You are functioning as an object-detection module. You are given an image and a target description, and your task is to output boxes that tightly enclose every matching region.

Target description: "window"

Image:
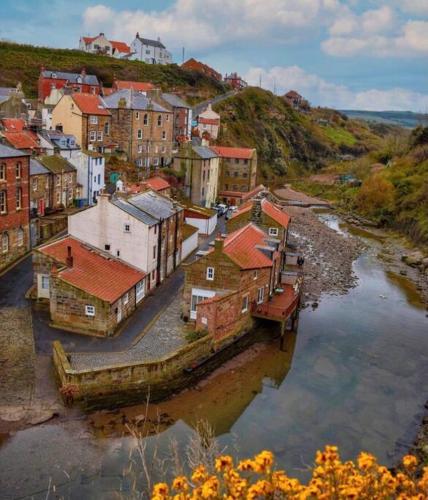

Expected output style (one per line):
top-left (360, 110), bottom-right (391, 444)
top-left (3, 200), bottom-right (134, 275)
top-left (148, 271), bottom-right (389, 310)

top-left (157, 115), bottom-right (162, 127)
top-left (201, 187), bottom-right (205, 197)
top-left (41, 275), bottom-right (49, 289)
top-left (136, 280), bottom-right (145, 303)
top-left (16, 162), bottom-right (22, 179)
top-left (138, 145), bottom-right (143, 153)
top-left (104, 121), bottom-right (110, 135)
top-left (0, 163), bottom-right (5, 181)
top-left (153, 244), bottom-right (157, 259)
top-left (85, 305), bottom-right (95, 316)
top-left (137, 129), bottom-right (143, 139)
top-left (0, 191), bottom-right (7, 214)
top-left (151, 270), bottom-right (156, 280)
top-left (154, 225), bottom-right (157, 235)
top-left (89, 131), bottom-right (96, 142)
top-left (161, 145), bottom-right (166, 153)
top-left (16, 188), bottom-right (22, 210)
top-left (235, 159), bottom-right (239, 164)
top-left (56, 175), bottom-right (61, 186)
top-left (257, 287), bottom-right (264, 304)
top-left (97, 174), bottom-right (101, 184)
top-left (206, 267), bottom-right (215, 280)
top-left (162, 131), bottom-right (166, 140)
top-left (244, 159), bottom-right (249, 165)
top-left (269, 227), bottom-right (279, 237)
top-left (32, 178), bottom-right (38, 191)
top-left (89, 116), bottom-right (98, 125)
top-left (143, 114), bottom-right (148, 125)
top-left (124, 223), bottom-right (131, 233)
top-left (166, 114), bottom-right (170, 121)
top-left (1, 232), bottom-right (8, 253)
top-left (123, 293), bottom-right (129, 305)
top-left (242, 295), bottom-right (249, 313)
top-left (97, 131), bottom-right (103, 142)
top-left (153, 158), bottom-right (159, 166)
top-left (253, 270), bottom-right (258, 280)
top-left (104, 244), bottom-right (110, 251)
top-left (17, 227), bottom-right (24, 246)
top-left (135, 112), bottom-right (140, 120)
top-left (56, 192), bottom-right (60, 204)
top-left (116, 250), bottom-right (120, 257)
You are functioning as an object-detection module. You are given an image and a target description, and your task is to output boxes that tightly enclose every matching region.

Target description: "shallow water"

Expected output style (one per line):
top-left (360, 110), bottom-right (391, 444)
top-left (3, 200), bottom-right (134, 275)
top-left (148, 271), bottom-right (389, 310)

top-left (1, 216), bottom-right (427, 499)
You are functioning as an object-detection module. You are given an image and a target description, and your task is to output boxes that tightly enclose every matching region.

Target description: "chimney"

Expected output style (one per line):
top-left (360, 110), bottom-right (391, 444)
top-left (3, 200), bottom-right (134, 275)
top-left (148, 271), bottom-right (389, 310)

top-left (250, 198), bottom-right (263, 226)
top-left (214, 233), bottom-right (224, 251)
top-left (100, 32), bottom-right (104, 37)
top-left (66, 245), bottom-right (74, 267)
top-left (136, 32), bottom-right (139, 38)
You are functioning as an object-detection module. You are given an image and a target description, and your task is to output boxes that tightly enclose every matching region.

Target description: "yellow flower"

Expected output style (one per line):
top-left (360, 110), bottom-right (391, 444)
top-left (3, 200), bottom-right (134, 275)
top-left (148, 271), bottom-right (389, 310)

top-left (247, 479), bottom-right (273, 499)
top-left (357, 452), bottom-right (376, 471)
top-left (402, 455), bottom-right (418, 470)
top-left (172, 476), bottom-right (189, 492)
top-left (200, 476), bottom-right (219, 498)
top-left (254, 451), bottom-right (274, 473)
top-left (237, 459), bottom-right (256, 472)
top-left (152, 483), bottom-right (169, 499)
top-left (215, 455), bottom-right (233, 472)
top-left (191, 465), bottom-right (208, 484)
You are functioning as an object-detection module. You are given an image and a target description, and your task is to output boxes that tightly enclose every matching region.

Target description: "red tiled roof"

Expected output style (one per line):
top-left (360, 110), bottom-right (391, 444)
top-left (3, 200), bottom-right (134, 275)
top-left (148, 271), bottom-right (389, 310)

top-left (72, 93), bottom-right (110, 116)
top-left (198, 117), bottom-right (220, 125)
top-left (3, 131), bottom-right (39, 150)
top-left (2, 118), bottom-right (26, 132)
top-left (115, 80), bottom-right (155, 92)
top-left (231, 198), bottom-right (290, 228)
top-left (144, 176), bottom-right (170, 191)
top-left (223, 223), bottom-right (273, 270)
top-left (285, 90), bottom-right (302, 99)
top-left (211, 146), bottom-right (255, 160)
top-left (111, 41), bottom-right (131, 53)
top-left (82, 36), bottom-right (96, 44)
top-left (39, 236), bottom-right (146, 303)
top-left (102, 88), bottom-right (114, 96)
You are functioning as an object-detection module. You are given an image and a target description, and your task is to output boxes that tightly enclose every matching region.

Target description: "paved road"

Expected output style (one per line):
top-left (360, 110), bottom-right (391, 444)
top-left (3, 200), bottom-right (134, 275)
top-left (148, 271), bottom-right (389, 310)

top-left (0, 216), bottom-right (226, 356)
top-left (192, 90), bottom-right (237, 118)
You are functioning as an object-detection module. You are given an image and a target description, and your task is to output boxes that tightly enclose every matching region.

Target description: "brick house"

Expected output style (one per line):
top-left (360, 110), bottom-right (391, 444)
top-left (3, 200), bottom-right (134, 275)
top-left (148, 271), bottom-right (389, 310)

top-left (103, 89), bottom-right (173, 171)
top-left (79, 33), bottom-right (131, 59)
top-left (173, 144), bottom-right (219, 208)
top-left (1, 118), bottom-right (44, 155)
top-left (0, 85), bottom-right (27, 118)
top-left (217, 184), bottom-right (266, 207)
top-left (224, 73), bottom-right (248, 90)
top-left (51, 93), bottom-right (112, 152)
top-left (182, 58), bottom-right (222, 81)
top-left (0, 144), bottom-right (31, 271)
top-left (112, 80), bottom-right (156, 93)
top-left (284, 90), bottom-right (303, 109)
top-left (38, 68), bottom-right (101, 102)
top-left (196, 104), bottom-right (220, 140)
top-left (212, 146), bottom-right (258, 200)
top-left (37, 156), bottom-right (78, 209)
top-left (182, 223), bottom-right (286, 343)
top-left (33, 236), bottom-right (146, 336)
top-left (29, 159), bottom-right (51, 216)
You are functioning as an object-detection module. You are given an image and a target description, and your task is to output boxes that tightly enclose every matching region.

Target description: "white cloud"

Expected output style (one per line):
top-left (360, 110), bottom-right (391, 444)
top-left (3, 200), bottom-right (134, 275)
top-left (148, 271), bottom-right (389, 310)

top-left (399, 0), bottom-right (428, 15)
top-left (245, 65), bottom-right (428, 111)
top-left (82, 0), bottom-right (341, 50)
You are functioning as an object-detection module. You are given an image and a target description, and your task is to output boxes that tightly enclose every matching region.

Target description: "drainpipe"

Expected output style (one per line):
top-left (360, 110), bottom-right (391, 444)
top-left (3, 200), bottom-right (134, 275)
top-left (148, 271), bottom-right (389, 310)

top-left (157, 218), bottom-right (163, 285)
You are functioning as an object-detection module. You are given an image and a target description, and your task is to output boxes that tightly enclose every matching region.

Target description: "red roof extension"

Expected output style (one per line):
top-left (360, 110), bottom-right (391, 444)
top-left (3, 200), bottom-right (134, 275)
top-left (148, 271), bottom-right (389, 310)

top-left (72, 93), bottom-right (110, 116)
top-left (144, 176), bottom-right (170, 192)
top-left (3, 131), bottom-right (39, 150)
top-left (39, 236), bottom-right (146, 303)
top-left (211, 146), bottom-right (255, 160)
top-left (110, 41), bottom-right (131, 53)
top-left (1, 118), bottom-right (26, 132)
top-left (231, 198), bottom-right (290, 228)
top-left (223, 223), bottom-right (273, 270)
top-left (115, 80), bottom-right (155, 92)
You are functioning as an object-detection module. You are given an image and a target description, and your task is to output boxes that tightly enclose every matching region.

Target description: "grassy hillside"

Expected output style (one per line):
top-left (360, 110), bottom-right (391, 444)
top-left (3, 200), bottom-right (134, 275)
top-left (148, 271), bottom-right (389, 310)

top-left (214, 88), bottom-right (385, 181)
top-left (0, 41), bottom-right (226, 101)
top-left (293, 127), bottom-right (428, 245)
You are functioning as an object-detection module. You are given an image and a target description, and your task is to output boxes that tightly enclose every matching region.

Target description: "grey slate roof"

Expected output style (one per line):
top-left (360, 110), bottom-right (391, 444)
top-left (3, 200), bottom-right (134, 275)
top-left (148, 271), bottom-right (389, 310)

top-left (0, 144), bottom-right (29, 158)
top-left (128, 190), bottom-right (183, 220)
top-left (41, 70), bottom-right (99, 86)
top-left (0, 87), bottom-right (16, 96)
top-left (30, 159), bottom-right (50, 176)
top-left (111, 197), bottom-right (158, 226)
top-left (193, 145), bottom-right (218, 159)
top-left (161, 93), bottom-right (190, 109)
top-left (103, 89), bottom-right (168, 112)
top-left (39, 130), bottom-right (79, 150)
top-left (136, 36), bottom-right (166, 49)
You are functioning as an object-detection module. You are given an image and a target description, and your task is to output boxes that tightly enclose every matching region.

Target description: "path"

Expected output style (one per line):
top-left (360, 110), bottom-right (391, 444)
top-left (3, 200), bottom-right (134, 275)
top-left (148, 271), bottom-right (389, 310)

top-left (192, 90), bottom-right (237, 118)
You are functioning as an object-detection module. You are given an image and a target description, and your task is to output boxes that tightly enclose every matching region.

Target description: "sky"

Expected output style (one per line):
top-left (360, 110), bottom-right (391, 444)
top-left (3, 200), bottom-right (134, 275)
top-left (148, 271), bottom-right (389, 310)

top-left (1, 0), bottom-right (428, 111)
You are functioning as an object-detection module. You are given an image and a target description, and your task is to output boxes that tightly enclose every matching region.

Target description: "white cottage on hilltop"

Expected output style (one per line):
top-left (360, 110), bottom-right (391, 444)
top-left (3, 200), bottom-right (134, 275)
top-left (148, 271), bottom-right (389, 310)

top-left (130, 33), bottom-right (172, 65)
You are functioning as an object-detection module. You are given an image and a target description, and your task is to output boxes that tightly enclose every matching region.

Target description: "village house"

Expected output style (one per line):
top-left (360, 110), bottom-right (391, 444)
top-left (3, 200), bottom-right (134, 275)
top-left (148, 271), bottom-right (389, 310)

top-left (37, 156), bottom-right (78, 209)
top-left (0, 85), bottom-right (27, 119)
top-left (173, 144), bottom-right (219, 208)
top-left (0, 144), bottom-right (31, 271)
top-left (182, 221), bottom-right (292, 342)
top-left (140, 176), bottom-right (171, 196)
top-left (111, 80), bottom-right (156, 93)
top-left (131, 33), bottom-right (172, 64)
top-left (29, 158), bottom-right (51, 217)
top-left (68, 190), bottom-right (184, 291)
top-left (38, 68), bottom-right (102, 102)
top-left (68, 150), bottom-right (105, 205)
top-left (79, 33), bottom-right (131, 59)
top-left (212, 146), bottom-right (258, 203)
top-left (1, 118), bottom-right (44, 155)
top-left (284, 90), bottom-right (304, 109)
top-left (103, 89), bottom-right (173, 170)
top-left (148, 91), bottom-right (192, 145)
top-left (195, 104), bottom-right (221, 140)
top-left (38, 130), bottom-right (81, 161)
top-left (224, 73), bottom-right (248, 90)
top-left (33, 236), bottom-right (146, 336)
top-left (184, 205), bottom-right (218, 236)
top-left (182, 58), bottom-right (222, 81)
top-left (51, 93), bottom-right (113, 152)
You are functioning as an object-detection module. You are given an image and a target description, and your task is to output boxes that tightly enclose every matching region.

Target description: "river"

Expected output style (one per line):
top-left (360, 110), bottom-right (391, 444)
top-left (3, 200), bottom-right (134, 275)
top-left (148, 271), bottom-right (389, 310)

top-left (0, 214), bottom-right (427, 499)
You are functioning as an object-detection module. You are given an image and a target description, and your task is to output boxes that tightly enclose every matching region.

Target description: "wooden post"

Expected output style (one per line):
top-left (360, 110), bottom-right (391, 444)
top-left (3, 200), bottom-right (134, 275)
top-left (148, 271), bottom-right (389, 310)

top-left (280, 321), bottom-right (286, 351)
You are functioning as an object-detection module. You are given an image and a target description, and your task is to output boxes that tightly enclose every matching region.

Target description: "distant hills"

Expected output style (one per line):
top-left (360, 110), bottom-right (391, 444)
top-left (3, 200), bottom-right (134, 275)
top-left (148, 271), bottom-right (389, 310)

top-left (340, 110), bottom-right (428, 129)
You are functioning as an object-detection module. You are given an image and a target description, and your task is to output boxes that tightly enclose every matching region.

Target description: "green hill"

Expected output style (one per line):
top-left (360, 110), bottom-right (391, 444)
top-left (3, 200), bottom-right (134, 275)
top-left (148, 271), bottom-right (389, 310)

top-left (213, 88), bottom-right (386, 181)
top-left (0, 41), bottom-right (226, 102)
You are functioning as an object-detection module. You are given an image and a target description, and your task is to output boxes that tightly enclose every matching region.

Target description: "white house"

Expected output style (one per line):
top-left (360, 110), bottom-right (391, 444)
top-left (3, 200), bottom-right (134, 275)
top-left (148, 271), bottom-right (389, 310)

top-left (68, 150), bottom-right (105, 205)
top-left (79, 33), bottom-right (131, 59)
top-left (196, 104), bottom-right (220, 140)
top-left (38, 130), bottom-right (81, 161)
top-left (130, 33), bottom-right (172, 64)
top-left (68, 193), bottom-right (160, 292)
top-left (184, 206), bottom-right (218, 236)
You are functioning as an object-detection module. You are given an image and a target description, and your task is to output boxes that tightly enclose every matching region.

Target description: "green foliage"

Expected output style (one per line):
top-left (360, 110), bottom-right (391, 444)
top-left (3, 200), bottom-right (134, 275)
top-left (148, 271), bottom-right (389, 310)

top-left (323, 126), bottom-right (357, 146)
top-left (0, 41), bottom-right (226, 98)
top-left (185, 329), bottom-right (208, 344)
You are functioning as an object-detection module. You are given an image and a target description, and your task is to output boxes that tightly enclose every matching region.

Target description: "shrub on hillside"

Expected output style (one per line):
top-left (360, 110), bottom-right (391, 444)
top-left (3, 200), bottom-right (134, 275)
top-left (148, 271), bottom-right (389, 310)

top-left (356, 174), bottom-right (396, 221)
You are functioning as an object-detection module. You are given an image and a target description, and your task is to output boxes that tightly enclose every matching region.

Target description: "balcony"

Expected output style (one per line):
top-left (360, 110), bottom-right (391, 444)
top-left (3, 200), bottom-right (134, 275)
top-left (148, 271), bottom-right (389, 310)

top-left (251, 285), bottom-right (300, 323)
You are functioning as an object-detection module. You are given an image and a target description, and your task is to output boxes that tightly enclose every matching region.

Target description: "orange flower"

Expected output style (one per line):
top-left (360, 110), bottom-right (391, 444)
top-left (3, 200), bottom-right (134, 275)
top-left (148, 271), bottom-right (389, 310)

top-left (402, 455), bottom-right (418, 470)
top-left (152, 483), bottom-right (169, 499)
top-left (215, 455), bottom-right (233, 472)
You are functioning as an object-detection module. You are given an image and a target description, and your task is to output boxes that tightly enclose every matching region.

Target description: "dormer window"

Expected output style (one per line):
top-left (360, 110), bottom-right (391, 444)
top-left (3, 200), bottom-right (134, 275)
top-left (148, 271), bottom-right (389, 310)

top-left (51, 73), bottom-right (57, 79)
top-left (269, 227), bottom-right (279, 237)
top-left (206, 267), bottom-right (215, 281)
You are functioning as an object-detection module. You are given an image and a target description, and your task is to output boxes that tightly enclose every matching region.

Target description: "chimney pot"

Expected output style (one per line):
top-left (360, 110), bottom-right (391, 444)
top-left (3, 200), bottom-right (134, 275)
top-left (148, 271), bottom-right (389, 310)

top-left (214, 233), bottom-right (224, 251)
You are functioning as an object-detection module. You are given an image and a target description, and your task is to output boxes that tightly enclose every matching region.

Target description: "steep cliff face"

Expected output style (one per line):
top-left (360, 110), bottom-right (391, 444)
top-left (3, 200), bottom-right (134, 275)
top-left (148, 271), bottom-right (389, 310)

top-left (214, 87), bottom-right (384, 180)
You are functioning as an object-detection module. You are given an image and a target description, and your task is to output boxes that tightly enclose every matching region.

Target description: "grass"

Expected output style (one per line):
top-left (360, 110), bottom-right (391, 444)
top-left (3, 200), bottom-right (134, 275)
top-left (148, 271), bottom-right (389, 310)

top-left (323, 126), bottom-right (357, 146)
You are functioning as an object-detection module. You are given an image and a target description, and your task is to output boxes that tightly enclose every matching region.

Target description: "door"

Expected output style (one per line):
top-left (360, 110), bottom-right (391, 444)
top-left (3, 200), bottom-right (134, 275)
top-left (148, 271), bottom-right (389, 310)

top-left (136, 280), bottom-right (145, 304)
top-left (190, 288), bottom-right (216, 319)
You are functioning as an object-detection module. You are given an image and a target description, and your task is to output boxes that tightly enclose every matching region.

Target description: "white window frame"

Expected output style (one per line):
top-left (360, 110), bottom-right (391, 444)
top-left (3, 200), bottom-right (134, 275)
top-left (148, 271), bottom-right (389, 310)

top-left (41, 275), bottom-right (50, 290)
top-left (162, 131), bottom-right (167, 140)
top-left (85, 305), bottom-right (96, 317)
top-left (16, 188), bottom-right (22, 210)
top-left (206, 267), bottom-right (215, 281)
top-left (124, 223), bottom-right (131, 233)
top-left (1, 232), bottom-right (8, 253)
top-left (253, 270), bottom-right (258, 280)
top-left (137, 129), bottom-right (143, 139)
top-left (32, 177), bottom-right (38, 191)
top-left (0, 190), bottom-right (7, 214)
top-left (123, 292), bottom-right (129, 305)
top-left (97, 131), bottom-right (103, 142)
top-left (190, 288), bottom-right (216, 319)
top-left (0, 163), bottom-right (6, 181)
top-left (269, 227), bottom-right (279, 237)
top-left (242, 294), bottom-right (249, 313)
top-left (89, 131), bottom-right (96, 142)
top-left (257, 287), bottom-right (264, 304)
top-left (89, 116), bottom-right (98, 125)
top-left (136, 280), bottom-right (145, 303)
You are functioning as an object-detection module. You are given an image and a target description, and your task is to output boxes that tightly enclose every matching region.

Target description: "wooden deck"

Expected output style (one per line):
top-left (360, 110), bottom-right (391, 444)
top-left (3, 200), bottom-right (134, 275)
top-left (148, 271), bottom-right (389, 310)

top-left (251, 286), bottom-right (300, 324)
